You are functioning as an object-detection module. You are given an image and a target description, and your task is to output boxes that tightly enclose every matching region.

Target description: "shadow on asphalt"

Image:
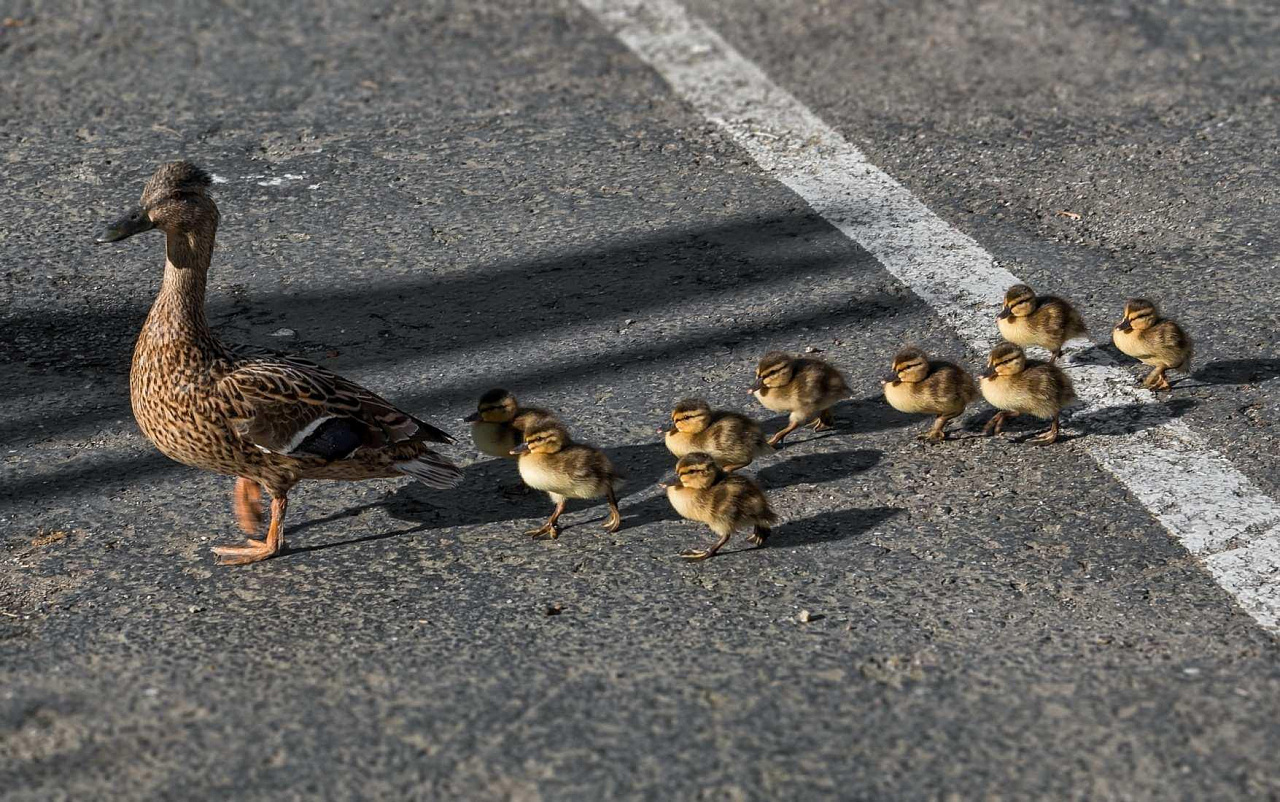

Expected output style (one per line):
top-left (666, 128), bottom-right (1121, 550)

top-left (756, 448), bottom-right (882, 489)
top-left (694, 505), bottom-right (900, 558)
top-left (1195, 358), bottom-right (1280, 386)
top-left (2, 213), bottom-right (922, 498)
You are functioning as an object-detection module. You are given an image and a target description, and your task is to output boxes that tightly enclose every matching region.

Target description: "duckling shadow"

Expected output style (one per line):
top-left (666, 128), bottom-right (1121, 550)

top-left (755, 449), bottom-right (882, 490)
top-left (1195, 359), bottom-right (1280, 386)
top-left (1065, 342), bottom-right (1126, 367)
top-left (762, 396), bottom-right (916, 444)
top-left (768, 505), bottom-right (900, 550)
top-left (1069, 398), bottom-right (1198, 437)
top-left (369, 442), bottom-right (678, 538)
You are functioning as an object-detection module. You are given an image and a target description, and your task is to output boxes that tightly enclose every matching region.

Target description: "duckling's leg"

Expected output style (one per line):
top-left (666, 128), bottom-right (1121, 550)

top-left (213, 496), bottom-right (287, 565)
top-left (603, 486), bottom-right (622, 533)
top-left (233, 477), bottom-right (263, 534)
top-left (767, 415), bottom-right (803, 447)
top-left (681, 529), bottom-right (732, 561)
top-left (809, 409), bottom-right (836, 432)
top-left (922, 414), bottom-right (955, 443)
top-left (746, 524), bottom-right (771, 548)
top-left (1029, 415), bottom-right (1062, 445)
top-left (1144, 365), bottom-right (1171, 391)
top-left (1050, 348), bottom-right (1063, 364)
top-left (983, 411), bottom-right (1013, 437)
top-left (526, 497), bottom-right (567, 539)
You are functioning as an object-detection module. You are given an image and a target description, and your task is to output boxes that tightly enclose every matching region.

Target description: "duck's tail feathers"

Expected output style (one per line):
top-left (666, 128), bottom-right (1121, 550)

top-left (396, 451), bottom-right (464, 489)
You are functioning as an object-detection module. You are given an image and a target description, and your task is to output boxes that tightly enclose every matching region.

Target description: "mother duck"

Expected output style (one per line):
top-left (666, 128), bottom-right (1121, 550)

top-left (96, 161), bottom-right (462, 565)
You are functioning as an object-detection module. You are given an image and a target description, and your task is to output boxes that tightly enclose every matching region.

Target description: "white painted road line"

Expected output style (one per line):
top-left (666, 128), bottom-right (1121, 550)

top-left (579, 0), bottom-right (1280, 629)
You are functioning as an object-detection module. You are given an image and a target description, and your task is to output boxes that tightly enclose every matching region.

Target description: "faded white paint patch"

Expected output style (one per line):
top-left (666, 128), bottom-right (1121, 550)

top-left (580, 0), bottom-right (1280, 629)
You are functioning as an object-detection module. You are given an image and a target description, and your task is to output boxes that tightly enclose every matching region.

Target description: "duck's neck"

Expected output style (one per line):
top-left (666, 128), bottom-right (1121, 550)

top-left (144, 222), bottom-right (219, 349)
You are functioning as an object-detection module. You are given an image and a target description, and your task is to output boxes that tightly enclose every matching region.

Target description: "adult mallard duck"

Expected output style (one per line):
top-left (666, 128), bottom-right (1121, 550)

top-left (96, 161), bottom-right (463, 565)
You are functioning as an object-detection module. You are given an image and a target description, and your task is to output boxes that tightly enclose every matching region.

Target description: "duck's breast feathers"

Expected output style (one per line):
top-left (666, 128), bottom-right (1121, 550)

top-left (218, 353), bottom-right (453, 461)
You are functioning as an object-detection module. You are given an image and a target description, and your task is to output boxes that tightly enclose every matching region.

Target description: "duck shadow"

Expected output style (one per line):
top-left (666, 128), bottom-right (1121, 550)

top-left (1069, 398), bottom-right (1198, 437)
top-left (761, 395), bottom-right (916, 446)
top-left (960, 398), bottom-right (1197, 440)
top-left (699, 505), bottom-right (899, 557)
top-left (1195, 359), bottom-right (1280, 386)
top-left (1064, 342), bottom-right (1125, 367)
top-left (755, 449), bottom-right (882, 489)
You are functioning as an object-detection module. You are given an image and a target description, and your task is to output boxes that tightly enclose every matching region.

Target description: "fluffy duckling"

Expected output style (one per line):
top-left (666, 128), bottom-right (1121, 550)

top-left (979, 343), bottom-right (1077, 444)
top-left (882, 347), bottom-right (978, 442)
top-left (512, 422), bottom-right (622, 539)
top-left (749, 351), bottom-right (852, 446)
top-left (661, 398), bottom-right (773, 471)
top-left (996, 284), bottom-right (1088, 363)
top-left (465, 388), bottom-right (556, 458)
top-left (660, 452), bottom-right (778, 561)
top-left (1112, 298), bottom-right (1193, 391)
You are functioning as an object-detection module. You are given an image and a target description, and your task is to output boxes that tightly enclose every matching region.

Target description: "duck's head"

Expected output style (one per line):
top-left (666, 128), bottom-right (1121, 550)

top-left (890, 347), bottom-right (930, 383)
top-left (1117, 298), bottom-right (1157, 333)
top-left (511, 422), bottom-right (568, 456)
top-left (982, 342), bottom-right (1027, 379)
top-left (666, 398), bottom-right (712, 434)
top-left (466, 388), bottom-right (518, 424)
top-left (671, 452), bottom-right (723, 490)
top-left (749, 351), bottom-right (795, 393)
top-left (96, 161), bottom-right (217, 244)
top-left (997, 284), bottom-right (1036, 320)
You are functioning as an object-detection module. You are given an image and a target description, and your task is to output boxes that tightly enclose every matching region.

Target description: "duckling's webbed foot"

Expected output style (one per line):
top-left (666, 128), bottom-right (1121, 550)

top-left (527, 499), bottom-right (566, 539)
top-left (767, 420), bottom-right (801, 447)
top-left (746, 525), bottom-right (771, 547)
top-left (1144, 366), bottom-right (1171, 391)
top-left (809, 410), bottom-right (836, 432)
top-left (681, 531), bottom-right (732, 561)
top-left (526, 523), bottom-right (560, 540)
top-left (603, 488), bottom-right (622, 533)
top-left (1029, 416), bottom-right (1062, 445)
top-left (214, 497), bottom-right (286, 565)
top-left (233, 477), bottom-right (263, 535)
top-left (921, 415), bottom-right (954, 443)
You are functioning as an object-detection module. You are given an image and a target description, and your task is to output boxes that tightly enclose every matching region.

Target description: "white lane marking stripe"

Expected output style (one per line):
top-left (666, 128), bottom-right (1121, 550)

top-left (579, 0), bottom-right (1280, 629)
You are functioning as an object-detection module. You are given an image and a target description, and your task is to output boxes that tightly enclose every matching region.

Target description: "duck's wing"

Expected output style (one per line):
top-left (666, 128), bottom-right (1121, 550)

top-left (217, 349), bottom-right (453, 461)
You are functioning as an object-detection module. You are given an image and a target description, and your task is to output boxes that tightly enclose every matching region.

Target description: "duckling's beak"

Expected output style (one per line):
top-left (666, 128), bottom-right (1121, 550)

top-left (657, 477), bottom-right (677, 489)
top-left (883, 372), bottom-right (899, 384)
top-left (95, 207), bottom-right (154, 244)
top-left (980, 367), bottom-right (996, 380)
top-left (748, 378), bottom-right (764, 394)
top-left (1117, 318), bottom-right (1133, 332)
top-left (463, 411), bottom-right (481, 423)
top-left (510, 442), bottom-right (530, 456)
top-left (996, 307), bottom-right (1012, 320)
top-left (657, 425), bottom-right (670, 434)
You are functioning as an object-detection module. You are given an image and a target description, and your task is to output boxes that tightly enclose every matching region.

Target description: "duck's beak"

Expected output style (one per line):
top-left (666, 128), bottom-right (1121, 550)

top-left (95, 207), bottom-right (154, 244)
top-left (1117, 318), bottom-right (1133, 332)
top-left (657, 424), bottom-right (670, 434)
top-left (883, 372), bottom-right (899, 384)
top-left (509, 442), bottom-right (530, 456)
top-left (463, 411), bottom-right (481, 423)
top-left (747, 378), bottom-right (764, 394)
top-left (996, 307), bottom-right (1012, 320)
top-left (980, 367), bottom-right (996, 380)
top-left (657, 477), bottom-right (677, 489)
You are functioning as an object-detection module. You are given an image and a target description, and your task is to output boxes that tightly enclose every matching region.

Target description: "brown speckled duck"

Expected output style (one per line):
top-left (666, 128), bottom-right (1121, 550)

top-left (96, 161), bottom-right (462, 565)
top-left (1112, 298), bottom-right (1194, 391)
top-left (882, 347), bottom-right (978, 442)
top-left (996, 284), bottom-right (1088, 363)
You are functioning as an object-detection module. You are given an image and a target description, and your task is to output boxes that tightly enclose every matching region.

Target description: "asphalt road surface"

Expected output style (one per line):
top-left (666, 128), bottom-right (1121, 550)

top-left (2, 0), bottom-right (1279, 799)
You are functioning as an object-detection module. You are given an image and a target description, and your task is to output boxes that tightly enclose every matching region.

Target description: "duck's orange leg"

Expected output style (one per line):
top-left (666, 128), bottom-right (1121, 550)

top-left (233, 477), bottom-right (263, 534)
top-left (214, 496), bottom-right (287, 565)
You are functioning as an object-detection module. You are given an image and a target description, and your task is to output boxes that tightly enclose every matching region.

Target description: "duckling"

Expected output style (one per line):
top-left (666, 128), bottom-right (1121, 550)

top-left (996, 284), bottom-right (1088, 363)
top-left (465, 389), bottom-right (555, 457)
top-left (660, 452), bottom-right (778, 561)
top-left (979, 343), bottom-right (1077, 444)
top-left (511, 422), bottom-right (622, 539)
top-left (95, 161), bottom-right (462, 565)
top-left (882, 347), bottom-right (978, 442)
top-left (661, 398), bottom-right (773, 472)
top-left (1112, 298), bottom-right (1193, 391)
top-left (749, 351), bottom-right (852, 446)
